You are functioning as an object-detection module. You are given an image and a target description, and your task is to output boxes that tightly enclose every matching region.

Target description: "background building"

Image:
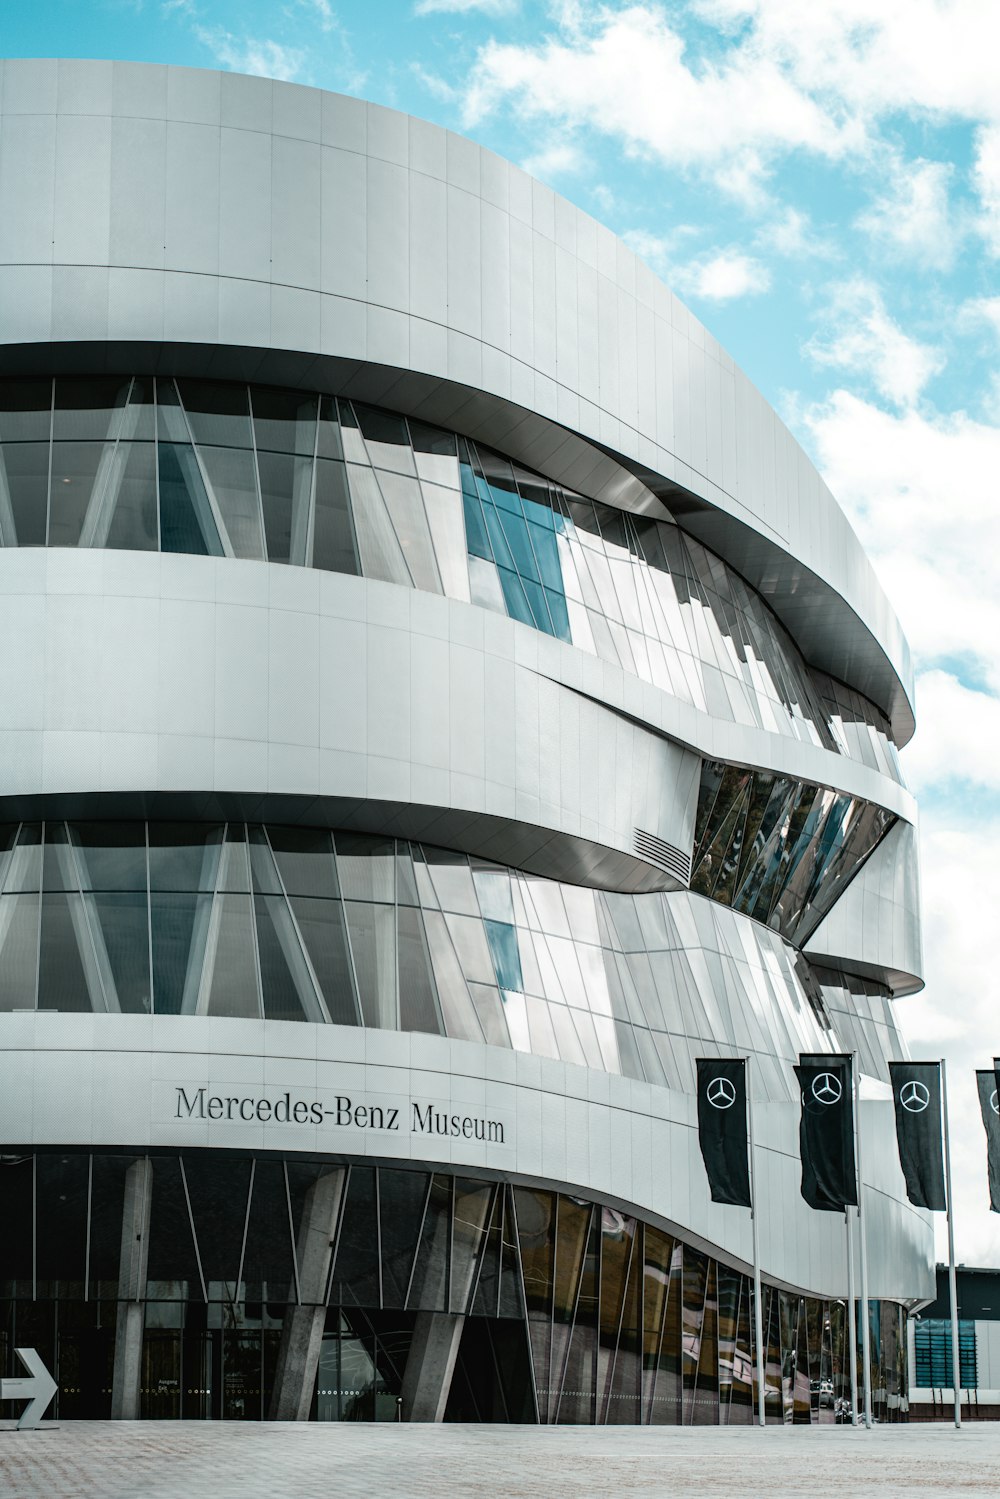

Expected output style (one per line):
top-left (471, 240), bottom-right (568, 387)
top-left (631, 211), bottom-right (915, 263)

top-left (909, 1266), bottom-right (1000, 1421)
top-left (0, 58), bottom-right (929, 1423)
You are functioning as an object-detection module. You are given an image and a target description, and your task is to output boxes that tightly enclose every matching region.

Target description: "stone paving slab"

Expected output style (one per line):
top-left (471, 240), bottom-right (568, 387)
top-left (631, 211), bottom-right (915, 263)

top-left (1, 1421), bottom-right (999, 1499)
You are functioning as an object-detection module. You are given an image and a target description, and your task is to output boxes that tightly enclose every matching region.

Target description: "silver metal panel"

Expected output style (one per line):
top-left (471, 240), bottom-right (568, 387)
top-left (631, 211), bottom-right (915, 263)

top-left (805, 819), bottom-right (924, 994)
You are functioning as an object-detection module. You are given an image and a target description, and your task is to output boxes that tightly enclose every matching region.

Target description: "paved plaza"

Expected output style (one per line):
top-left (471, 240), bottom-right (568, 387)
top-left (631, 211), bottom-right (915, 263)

top-left (1, 1422), bottom-right (999, 1499)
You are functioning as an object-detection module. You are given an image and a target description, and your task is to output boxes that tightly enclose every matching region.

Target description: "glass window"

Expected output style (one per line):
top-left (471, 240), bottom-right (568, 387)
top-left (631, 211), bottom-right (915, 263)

top-left (330, 1166), bottom-right (381, 1308)
top-left (175, 379), bottom-right (253, 450)
top-left (255, 892), bottom-right (325, 1023)
top-left (288, 895), bottom-right (358, 1027)
top-left (204, 894), bottom-right (260, 1018)
top-left (198, 445), bottom-right (264, 560)
top-left (0, 377), bottom-right (51, 442)
top-left (316, 395), bottom-right (343, 462)
top-left (335, 834), bottom-right (394, 902)
top-left (266, 826), bottom-right (338, 900)
top-left (484, 919), bottom-right (523, 992)
top-left (379, 1169), bottom-right (428, 1309)
top-left (344, 901), bottom-right (396, 1029)
top-left (375, 470), bottom-right (442, 593)
top-left (150, 892), bottom-right (207, 1014)
top-left (258, 449), bottom-right (313, 565)
top-left (87, 892), bottom-right (152, 1013)
top-left (0, 441), bottom-right (49, 545)
top-left (158, 443), bottom-right (223, 556)
top-left (353, 403), bottom-right (415, 475)
top-left (102, 441), bottom-right (158, 551)
top-left (252, 386), bottom-right (318, 457)
top-left (312, 458), bottom-right (359, 574)
top-left (68, 822), bottom-right (147, 891)
top-left (53, 376), bottom-right (131, 442)
top-left (48, 442), bottom-right (103, 546)
top-left (396, 905), bottom-right (441, 1035)
top-left (37, 891), bottom-right (96, 1011)
top-left (0, 889), bottom-right (39, 1011)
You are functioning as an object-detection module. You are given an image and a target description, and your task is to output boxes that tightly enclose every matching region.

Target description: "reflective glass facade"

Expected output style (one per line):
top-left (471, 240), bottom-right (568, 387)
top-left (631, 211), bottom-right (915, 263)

top-left (0, 375), bottom-right (901, 783)
top-left (0, 1151), bottom-right (909, 1424)
top-left (691, 762), bottom-right (894, 947)
top-left (0, 820), bottom-right (895, 1101)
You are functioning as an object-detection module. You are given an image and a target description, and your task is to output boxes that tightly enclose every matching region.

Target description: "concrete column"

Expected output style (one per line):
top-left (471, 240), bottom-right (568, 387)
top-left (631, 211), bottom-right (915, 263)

top-left (111, 1156), bottom-right (153, 1420)
top-left (269, 1168), bottom-right (346, 1421)
top-left (400, 1311), bottom-right (465, 1422)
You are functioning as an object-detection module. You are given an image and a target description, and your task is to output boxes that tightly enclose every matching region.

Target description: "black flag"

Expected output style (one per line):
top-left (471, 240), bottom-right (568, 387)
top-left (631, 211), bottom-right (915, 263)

top-left (696, 1058), bottom-right (751, 1208)
top-left (978, 1069), bottom-right (1000, 1213)
top-left (793, 1054), bottom-right (857, 1211)
top-left (888, 1061), bottom-right (946, 1210)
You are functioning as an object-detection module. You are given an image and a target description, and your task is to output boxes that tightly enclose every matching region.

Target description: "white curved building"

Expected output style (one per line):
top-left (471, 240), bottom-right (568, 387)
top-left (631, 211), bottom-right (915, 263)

top-left (0, 58), bottom-right (929, 1424)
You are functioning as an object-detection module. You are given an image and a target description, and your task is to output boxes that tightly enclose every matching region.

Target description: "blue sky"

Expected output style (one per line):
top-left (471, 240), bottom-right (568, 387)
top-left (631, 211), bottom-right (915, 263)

top-left (6, 0), bottom-right (1000, 1262)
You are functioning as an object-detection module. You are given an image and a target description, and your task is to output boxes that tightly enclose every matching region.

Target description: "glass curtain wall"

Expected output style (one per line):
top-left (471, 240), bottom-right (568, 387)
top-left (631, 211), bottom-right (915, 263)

top-left (0, 820), bottom-right (898, 1101)
top-left (690, 762), bottom-right (894, 948)
top-left (0, 376), bottom-right (902, 783)
top-left (0, 1151), bottom-right (910, 1425)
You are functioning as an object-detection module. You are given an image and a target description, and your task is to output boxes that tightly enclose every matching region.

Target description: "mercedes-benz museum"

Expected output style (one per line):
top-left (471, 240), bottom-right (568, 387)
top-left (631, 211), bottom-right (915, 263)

top-left (0, 58), bottom-right (930, 1424)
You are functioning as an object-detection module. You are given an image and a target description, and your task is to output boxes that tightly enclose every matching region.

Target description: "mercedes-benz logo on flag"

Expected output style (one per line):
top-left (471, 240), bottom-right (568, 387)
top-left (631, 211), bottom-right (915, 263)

top-left (900, 1080), bottom-right (931, 1113)
top-left (992, 1089), bottom-right (999, 1116)
top-left (812, 1071), bottom-right (843, 1105)
top-left (707, 1076), bottom-right (737, 1110)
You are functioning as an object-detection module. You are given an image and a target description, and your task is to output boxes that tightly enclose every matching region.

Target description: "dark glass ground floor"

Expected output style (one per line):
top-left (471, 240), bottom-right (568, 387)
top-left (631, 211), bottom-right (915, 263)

top-left (1, 1150), bottom-right (910, 1423)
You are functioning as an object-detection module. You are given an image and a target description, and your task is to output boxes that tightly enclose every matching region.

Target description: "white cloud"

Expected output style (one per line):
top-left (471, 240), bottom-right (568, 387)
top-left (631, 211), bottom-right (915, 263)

top-left (856, 157), bottom-right (958, 270)
top-left (677, 249), bottom-right (772, 302)
top-left (624, 233), bottom-right (770, 303)
top-left (415, 0), bottom-right (518, 14)
top-left (456, 2), bottom-right (1000, 237)
top-left (959, 295), bottom-right (1000, 338)
top-left (461, 5), bottom-right (851, 204)
top-left (904, 671), bottom-right (1000, 794)
top-left (804, 280), bottom-right (942, 408)
top-left (300, 0), bottom-right (337, 31)
top-left (801, 390), bottom-right (1000, 675)
top-left (194, 28), bottom-right (307, 82)
top-left (755, 206), bottom-right (830, 260)
top-left (698, 0), bottom-right (1000, 122)
top-left (520, 139), bottom-right (584, 180)
top-left (973, 123), bottom-right (1000, 256)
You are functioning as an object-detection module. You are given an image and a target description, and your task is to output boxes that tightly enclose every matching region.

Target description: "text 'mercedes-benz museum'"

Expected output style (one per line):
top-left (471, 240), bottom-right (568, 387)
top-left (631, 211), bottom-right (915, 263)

top-left (0, 58), bottom-right (929, 1425)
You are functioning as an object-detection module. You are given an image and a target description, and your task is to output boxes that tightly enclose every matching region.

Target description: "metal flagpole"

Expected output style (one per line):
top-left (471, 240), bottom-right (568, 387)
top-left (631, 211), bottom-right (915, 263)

top-left (854, 1053), bottom-right (873, 1429)
top-left (941, 1058), bottom-right (962, 1429)
top-left (846, 1207), bottom-right (858, 1425)
top-left (747, 1055), bottom-right (766, 1427)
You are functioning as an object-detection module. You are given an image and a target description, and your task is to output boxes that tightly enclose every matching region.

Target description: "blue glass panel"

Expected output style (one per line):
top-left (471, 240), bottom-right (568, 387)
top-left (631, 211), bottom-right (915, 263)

top-left (158, 443), bottom-right (222, 557)
top-left (498, 567), bottom-right (535, 628)
top-left (463, 492), bottom-right (493, 562)
top-left (522, 493), bottom-right (555, 529)
top-left (487, 480), bottom-right (523, 516)
top-left (460, 460), bottom-right (479, 497)
top-left (497, 508), bottom-right (540, 582)
top-left (520, 575), bottom-right (553, 633)
top-left (484, 919), bottom-right (523, 992)
top-left (484, 505), bottom-right (516, 571)
top-left (529, 523), bottom-right (563, 591)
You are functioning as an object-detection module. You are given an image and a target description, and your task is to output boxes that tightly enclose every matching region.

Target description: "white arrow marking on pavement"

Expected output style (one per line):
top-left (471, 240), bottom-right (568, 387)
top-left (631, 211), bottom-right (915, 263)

top-left (1, 1347), bottom-right (57, 1429)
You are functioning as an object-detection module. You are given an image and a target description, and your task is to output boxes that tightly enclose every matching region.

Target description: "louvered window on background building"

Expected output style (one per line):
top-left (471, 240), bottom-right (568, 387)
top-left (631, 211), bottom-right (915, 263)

top-left (913, 1320), bottom-right (977, 1387)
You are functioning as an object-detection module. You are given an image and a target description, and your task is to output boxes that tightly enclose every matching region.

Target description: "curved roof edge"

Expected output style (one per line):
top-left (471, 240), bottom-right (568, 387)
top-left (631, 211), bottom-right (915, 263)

top-left (0, 56), bottom-right (916, 740)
